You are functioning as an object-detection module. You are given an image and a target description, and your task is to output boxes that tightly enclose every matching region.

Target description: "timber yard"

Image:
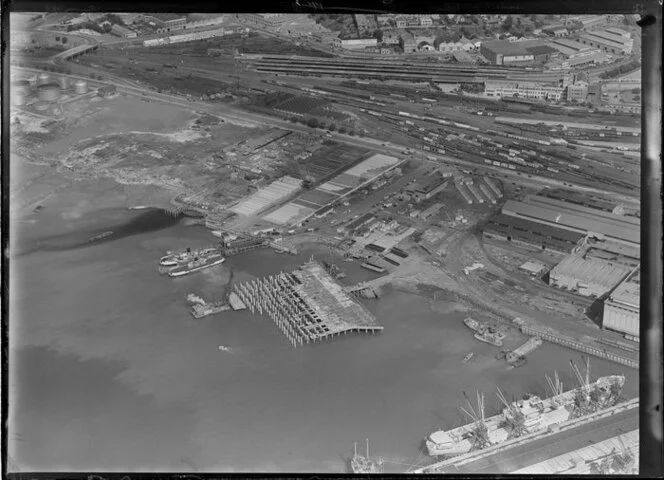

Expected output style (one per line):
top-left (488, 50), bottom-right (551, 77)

top-left (8, 11), bottom-right (652, 475)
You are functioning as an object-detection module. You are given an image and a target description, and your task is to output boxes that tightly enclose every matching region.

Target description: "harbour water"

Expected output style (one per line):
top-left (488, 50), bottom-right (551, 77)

top-left (9, 205), bottom-right (639, 473)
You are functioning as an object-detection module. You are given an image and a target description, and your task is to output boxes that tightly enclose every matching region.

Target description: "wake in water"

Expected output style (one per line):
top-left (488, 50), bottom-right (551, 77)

top-left (14, 208), bottom-right (184, 256)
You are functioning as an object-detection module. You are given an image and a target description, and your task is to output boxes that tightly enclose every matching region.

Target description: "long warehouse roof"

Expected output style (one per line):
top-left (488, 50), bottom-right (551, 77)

top-left (551, 255), bottom-right (631, 290)
top-left (502, 196), bottom-right (640, 245)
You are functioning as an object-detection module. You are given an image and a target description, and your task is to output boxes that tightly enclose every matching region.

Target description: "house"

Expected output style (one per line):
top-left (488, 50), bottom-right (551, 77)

top-left (419, 15), bottom-right (433, 27)
top-left (381, 30), bottom-right (401, 45)
top-left (418, 41), bottom-right (436, 52)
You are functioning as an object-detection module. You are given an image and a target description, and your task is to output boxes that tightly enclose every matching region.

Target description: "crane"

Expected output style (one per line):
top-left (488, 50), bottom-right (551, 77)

top-left (461, 391), bottom-right (491, 451)
top-left (496, 387), bottom-right (528, 439)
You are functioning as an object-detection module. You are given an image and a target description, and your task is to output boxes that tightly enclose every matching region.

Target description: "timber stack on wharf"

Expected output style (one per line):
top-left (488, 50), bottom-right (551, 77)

top-left (233, 259), bottom-right (384, 348)
top-left (514, 320), bottom-right (639, 369)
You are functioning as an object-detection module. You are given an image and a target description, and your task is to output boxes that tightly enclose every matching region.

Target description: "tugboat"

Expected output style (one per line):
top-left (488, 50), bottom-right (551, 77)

top-left (463, 317), bottom-right (486, 334)
top-left (474, 326), bottom-right (506, 347)
top-left (508, 356), bottom-right (527, 369)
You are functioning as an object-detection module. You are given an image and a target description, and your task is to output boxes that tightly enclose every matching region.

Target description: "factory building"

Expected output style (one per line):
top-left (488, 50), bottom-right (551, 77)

top-left (602, 266), bottom-right (640, 339)
top-left (482, 213), bottom-right (585, 254)
top-left (501, 195), bottom-right (640, 246)
top-left (551, 38), bottom-right (599, 58)
top-left (111, 24), bottom-right (137, 38)
top-left (335, 38), bottom-right (378, 50)
top-left (480, 39), bottom-right (560, 66)
top-left (566, 81), bottom-right (589, 103)
top-left (399, 30), bottom-right (417, 53)
top-left (484, 80), bottom-right (564, 101)
top-left (549, 255), bottom-right (632, 298)
top-left (578, 28), bottom-right (633, 55)
top-left (148, 14), bottom-right (188, 33)
top-left (237, 13), bottom-right (291, 30)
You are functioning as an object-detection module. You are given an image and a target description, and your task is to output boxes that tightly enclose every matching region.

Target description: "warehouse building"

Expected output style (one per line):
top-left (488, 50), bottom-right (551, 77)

top-left (566, 81), bottom-right (589, 103)
top-left (578, 29), bottom-right (633, 55)
top-left (482, 213), bottom-right (585, 254)
top-left (335, 38), bottom-right (378, 50)
top-left (549, 255), bottom-right (632, 298)
top-left (111, 24), bottom-right (137, 38)
top-left (501, 195), bottom-right (640, 246)
top-left (148, 14), bottom-right (188, 33)
top-left (484, 80), bottom-right (565, 101)
top-left (602, 265), bottom-right (640, 340)
top-left (480, 39), bottom-right (558, 66)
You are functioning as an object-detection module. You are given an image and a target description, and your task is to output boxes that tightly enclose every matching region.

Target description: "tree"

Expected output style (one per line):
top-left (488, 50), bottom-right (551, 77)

top-left (289, 116), bottom-right (298, 123)
top-left (307, 117), bottom-right (319, 128)
top-left (501, 16), bottom-right (513, 31)
top-left (338, 126), bottom-right (347, 134)
top-left (373, 29), bottom-right (383, 42)
top-left (328, 123), bottom-right (336, 131)
top-left (55, 36), bottom-right (60, 41)
top-left (103, 23), bottom-right (112, 33)
top-left (62, 37), bottom-right (68, 44)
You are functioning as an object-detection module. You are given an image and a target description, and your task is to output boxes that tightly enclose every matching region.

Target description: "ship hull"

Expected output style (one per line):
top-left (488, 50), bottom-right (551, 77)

top-left (169, 257), bottom-right (225, 277)
top-left (474, 332), bottom-right (504, 347)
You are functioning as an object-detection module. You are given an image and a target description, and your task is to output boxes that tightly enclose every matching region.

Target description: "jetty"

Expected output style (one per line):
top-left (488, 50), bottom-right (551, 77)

top-left (514, 320), bottom-right (639, 369)
top-left (233, 259), bottom-right (384, 348)
top-left (506, 336), bottom-right (543, 363)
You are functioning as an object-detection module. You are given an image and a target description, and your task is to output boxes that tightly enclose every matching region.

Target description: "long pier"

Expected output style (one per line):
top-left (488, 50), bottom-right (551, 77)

top-left (507, 336), bottom-right (543, 362)
top-left (517, 323), bottom-right (638, 369)
top-left (233, 260), bottom-right (383, 348)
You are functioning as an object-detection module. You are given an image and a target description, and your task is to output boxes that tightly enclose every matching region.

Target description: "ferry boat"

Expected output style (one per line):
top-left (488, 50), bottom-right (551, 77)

top-left (425, 374), bottom-right (626, 457)
top-left (168, 254), bottom-right (225, 277)
top-left (160, 247), bottom-right (218, 267)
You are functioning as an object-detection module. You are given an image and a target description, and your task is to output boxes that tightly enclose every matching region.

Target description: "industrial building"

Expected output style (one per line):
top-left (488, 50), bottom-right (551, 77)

top-left (578, 28), bottom-right (633, 55)
top-left (148, 14), bottom-right (188, 33)
top-left (399, 30), bottom-right (417, 53)
top-left (501, 195), bottom-right (640, 246)
top-left (602, 265), bottom-right (640, 339)
top-left (335, 38), bottom-right (378, 50)
top-left (566, 82), bottom-right (589, 103)
top-left (484, 80), bottom-right (564, 101)
top-left (111, 24), bottom-right (137, 38)
top-left (480, 39), bottom-right (558, 65)
top-left (482, 213), bottom-right (586, 254)
top-left (230, 176), bottom-right (302, 216)
top-left (549, 255), bottom-right (632, 298)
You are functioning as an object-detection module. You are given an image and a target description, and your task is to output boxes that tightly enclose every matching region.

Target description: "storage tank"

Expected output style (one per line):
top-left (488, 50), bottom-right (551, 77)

top-left (74, 80), bottom-right (88, 94)
top-left (36, 82), bottom-right (61, 102)
top-left (37, 73), bottom-right (51, 86)
top-left (11, 80), bottom-right (31, 96)
top-left (59, 76), bottom-right (70, 89)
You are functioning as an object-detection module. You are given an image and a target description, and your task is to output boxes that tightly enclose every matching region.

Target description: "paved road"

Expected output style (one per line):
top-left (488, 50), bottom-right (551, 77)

top-left (445, 407), bottom-right (639, 474)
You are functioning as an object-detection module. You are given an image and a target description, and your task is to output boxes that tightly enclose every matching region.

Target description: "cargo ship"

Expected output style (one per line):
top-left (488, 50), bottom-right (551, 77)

top-left (425, 370), bottom-right (626, 458)
top-left (473, 327), bottom-right (506, 347)
top-left (350, 439), bottom-right (383, 474)
top-left (168, 253), bottom-right (225, 277)
top-left (160, 247), bottom-right (218, 267)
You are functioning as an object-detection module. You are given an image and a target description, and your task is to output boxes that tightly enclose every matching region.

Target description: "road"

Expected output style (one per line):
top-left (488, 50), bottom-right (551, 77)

top-left (445, 406), bottom-right (639, 474)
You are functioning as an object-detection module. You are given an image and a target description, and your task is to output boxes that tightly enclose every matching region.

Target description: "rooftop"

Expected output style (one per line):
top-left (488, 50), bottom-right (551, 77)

top-left (150, 13), bottom-right (187, 22)
top-left (579, 31), bottom-right (632, 48)
top-left (481, 39), bottom-right (546, 56)
top-left (607, 265), bottom-right (640, 309)
top-left (502, 195), bottom-right (640, 245)
top-left (551, 255), bottom-right (632, 290)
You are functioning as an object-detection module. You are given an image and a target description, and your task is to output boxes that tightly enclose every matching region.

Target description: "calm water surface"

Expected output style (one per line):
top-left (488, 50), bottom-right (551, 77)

top-left (9, 207), bottom-right (638, 473)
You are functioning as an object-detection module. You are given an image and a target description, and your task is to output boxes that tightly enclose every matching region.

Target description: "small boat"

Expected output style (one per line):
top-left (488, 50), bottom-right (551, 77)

top-left (463, 352), bottom-right (474, 363)
top-left (33, 204), bottom-right (44, 213)
top-left (509, 356), bottom-right (527, 369)
top-left (87, 231), bottom-right (113, 243)
top-left (495, 349), bottom-right (509, 360)
top-left (218, 345), bottom-right (231, 352)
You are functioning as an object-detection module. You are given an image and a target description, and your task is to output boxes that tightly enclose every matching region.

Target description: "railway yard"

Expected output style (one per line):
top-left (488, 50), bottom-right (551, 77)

top-left (9, 12), bottom-right (648, 475)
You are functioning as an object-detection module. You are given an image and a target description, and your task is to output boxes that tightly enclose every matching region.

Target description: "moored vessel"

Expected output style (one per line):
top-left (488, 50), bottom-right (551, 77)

top-left (473, 327), bottom-right (506, 347)
top-left (425, 367), bottom-right (626, 458)
top-left (160, 246), bottom-right (218, 267)
top-left (168, 254), bottom-right (225, 277)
